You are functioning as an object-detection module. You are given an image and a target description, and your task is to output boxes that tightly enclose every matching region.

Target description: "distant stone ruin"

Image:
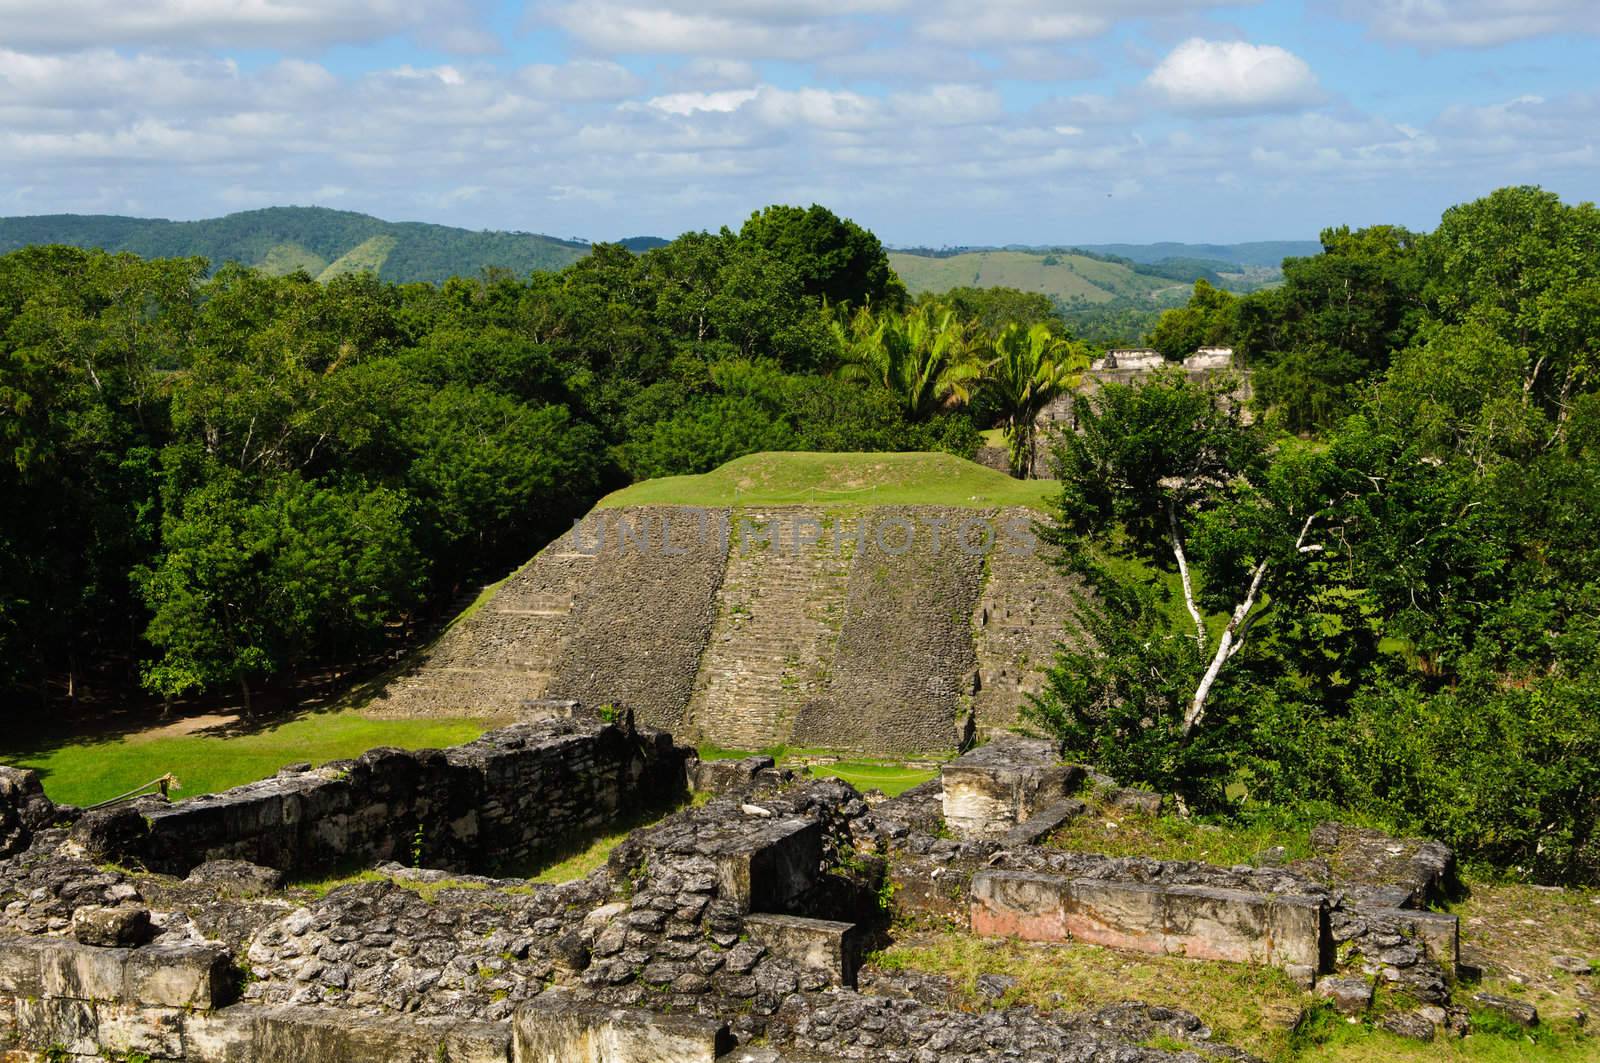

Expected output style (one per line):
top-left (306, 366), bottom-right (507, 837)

top-left (369, 506), bottom-right (1089, 755)
top-left (869, 736), bottom-right (1465, 1011)
top-left (0, 710), bottom-right (1334, 1062)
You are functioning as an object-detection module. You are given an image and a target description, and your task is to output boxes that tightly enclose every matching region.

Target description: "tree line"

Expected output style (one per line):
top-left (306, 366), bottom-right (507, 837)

top-left (0, 204), bottom-right (1077, 715)
top-left (1030, 186), bottom-right (1600, 884)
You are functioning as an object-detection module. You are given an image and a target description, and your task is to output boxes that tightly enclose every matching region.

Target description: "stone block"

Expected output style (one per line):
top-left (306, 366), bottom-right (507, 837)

top-left (940, 738), bottom-right (1081, 840)
top-left (0, 935), bottom-right (46, 996)
top-left (1063, 878), bottom-right (1165, 953)
top-left (888, 854), bottom-right (975, 924)
top-left (187, 859), bottom-right (285, 898)
top-left (1472, 993), bottom-right (1538, 1028)
top-left (1364, 906), bottom-right (1459, 969)
top-left (998, 798), bottom-right (1087, 847)
top-left (514, 996), bottom-right (728, 1063)
top-left (72, 904), bottom-right (153, 947)
top-left (692, 756), bottom-right (776, 795)
top-left (1316, 976), bottom-right (1374, 1015)
top-left (123, 943), bottom-right (232, 1009)
top-left (743, 913), bottom-right (862, 986)
top-left (182, 1006), bottom-right (259, 1062)
top-left (94, 1001), bottom-right (186, 1058)
top-left (970, 870), bottom-right (1071, 942)
top-left (39, 939), bottom-right (128, 1001)
top-left (13, 997), bottom-right (99, 1056)
top-left (1161, 884), bottom-right (1274, 964)
top-left (710, 816), bottom-right (821, 913)
top-left (971, 872), bottom-right (1326, 974)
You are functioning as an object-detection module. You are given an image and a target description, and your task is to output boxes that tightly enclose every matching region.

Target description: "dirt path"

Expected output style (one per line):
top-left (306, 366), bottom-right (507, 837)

top-left (122, 713), bottom-right (240, 743)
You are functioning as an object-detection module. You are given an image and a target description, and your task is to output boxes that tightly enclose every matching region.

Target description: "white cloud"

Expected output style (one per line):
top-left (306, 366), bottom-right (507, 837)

top-left (890, 84), bottom-right (1003, 126)
top-left (647, 89), bottom-right (759, 115)
top-left (915, 0), bottom-right (1247, 45)
top-left (1337, 0), bottom-right (1600, 48)
top-left (520, 60), bottom-right (645, 101)
top-left (668, 59), bottom-right (760, 90)
top-left (542, 1), bottom-right (876, 59)
top-left (0, 0), bottom-right (472, 51)
top-left (1146, 38), bottom-right (1324, 114)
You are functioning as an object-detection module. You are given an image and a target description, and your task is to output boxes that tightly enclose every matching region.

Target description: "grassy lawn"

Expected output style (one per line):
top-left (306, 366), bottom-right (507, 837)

top-left (871, 932), bottom-right (1595, 1063)
top-left (596, 451), bottom-right (1057, 512)
top-left (3, 710), bottom-right (486, 807)
top-left (807, 760), bottom-right (938, 796)
top-left (1046, 805), bottom-right (1318, 866)
top-left (698, 743), bottom-right (939, 797)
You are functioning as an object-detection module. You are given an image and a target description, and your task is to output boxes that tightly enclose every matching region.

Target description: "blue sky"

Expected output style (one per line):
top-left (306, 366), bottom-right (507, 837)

top-left (1, 0), bottom-right (1597, 244)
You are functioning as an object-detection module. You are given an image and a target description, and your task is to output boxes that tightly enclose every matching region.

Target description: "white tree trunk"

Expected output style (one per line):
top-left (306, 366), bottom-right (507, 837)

top-left (1168, 500), bottom-right (1207, 649)
top-left (1181, 513), bottom-right (1318, 738)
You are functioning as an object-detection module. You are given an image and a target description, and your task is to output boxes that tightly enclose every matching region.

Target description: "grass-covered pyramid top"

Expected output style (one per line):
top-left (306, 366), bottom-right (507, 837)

top-left (597, 452), bottom-right (1056, 511)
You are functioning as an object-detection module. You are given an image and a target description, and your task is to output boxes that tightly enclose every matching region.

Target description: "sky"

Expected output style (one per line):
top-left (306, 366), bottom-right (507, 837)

top-left (1, 0), bottom-right (1597, 245)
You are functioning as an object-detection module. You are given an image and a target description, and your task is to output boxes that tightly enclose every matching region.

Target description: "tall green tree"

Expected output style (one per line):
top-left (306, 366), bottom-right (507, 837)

top-left (985, 322), bottom-right (1085, 477)
top-left (834, 303), bottom-right (982, 420)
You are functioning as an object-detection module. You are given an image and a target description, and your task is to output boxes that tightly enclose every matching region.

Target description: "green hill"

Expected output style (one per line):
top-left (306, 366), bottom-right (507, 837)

top-left (0, 206), bottom-right (590, 283)
top-left (595, 451), bottom-right (1058, 511)
top-left (889, 249), bottom-right (1195, 309)
top-left (1074, 240), bottom-right (1320, 268)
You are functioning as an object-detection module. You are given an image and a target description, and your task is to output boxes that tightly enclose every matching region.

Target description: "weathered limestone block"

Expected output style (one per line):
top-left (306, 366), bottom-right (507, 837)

top-left (970, 870), bottom-right (1327, 973)
top-left (38, 938), bottom-right (128, 1001)
top-left (743, 913), bottom-right (862, 987)
top-left (124, 943), bottom-right (233, 1009)
top-left (0, 934), bottom-right (233, 1013)
top-left (71, 904), bottom-right (153, 947)
top-left (0, 765), bottom-right (56, 858)
top-left (682, 815), bottom-right (821, 914)
top-left (1060, 878), bottom-right (1164, 953)
top-left (187, 859), bottom-right (285, 898)
top-left (886, 853), bottom-right (980, 924)
top-left (514, 996), bottom-right (729, 1063)
top-left (941, 738), bottom-right (1081, 840)
top-left (970, 871), bottom-right (1070, 941)
top-left (1361, 906), bottom-right (1460, 969)
top-left (998, 798), bottom-right (1088, 848)
top-left (1315, 977), bottom-right (1374, 1015)
top-left (692, 756), bottom-right (777, 795)
top-left (237, 1005), bottom-right (512, 1062)
top-left (1162, 885), bottom-right (1323, 969)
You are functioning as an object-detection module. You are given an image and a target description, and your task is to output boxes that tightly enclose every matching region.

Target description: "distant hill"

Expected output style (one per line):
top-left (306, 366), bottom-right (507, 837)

top-left (888, 249), bottom-right (1203, 309)
top-left (0, 207), bottom-right (592, 283)
top-left (1070, 240), bottom-right (1321, 269)
top-left (617, 236), bottom-right (671, 252)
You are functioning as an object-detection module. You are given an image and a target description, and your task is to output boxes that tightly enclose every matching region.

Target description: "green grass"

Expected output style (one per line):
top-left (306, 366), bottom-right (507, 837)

top-left (4, 710), bottom-right (486, 807)
top-left (807, 761), bottom-right (937, 796)
top-left (697, 744), bottom-right (938, 797)
top-left (258, 241), bottom-right (328, 276)
top-left (889, 250), bottom-right (1176, 305)
top-left (597, 452), bottom-right (1058, 511)
top-left (872, 932), bottom-right (1595, 1063)
top-left (318, 234), bottom-right (398, 280)
top-left (1047, 805), bottom-right (1316, 866)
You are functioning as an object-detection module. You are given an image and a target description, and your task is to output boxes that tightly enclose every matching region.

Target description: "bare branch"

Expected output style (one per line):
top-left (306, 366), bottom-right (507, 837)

top-left (1167, 498), bottom-right (1208, 651)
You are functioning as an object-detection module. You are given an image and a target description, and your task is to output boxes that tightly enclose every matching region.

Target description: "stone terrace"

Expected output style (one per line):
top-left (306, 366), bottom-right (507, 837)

top-left (0, 715), bottom-right (1267, 1062)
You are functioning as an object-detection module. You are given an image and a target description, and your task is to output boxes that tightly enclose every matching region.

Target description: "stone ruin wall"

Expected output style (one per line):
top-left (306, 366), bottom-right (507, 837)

top-left (0, 720), bottom-right (1275, 1063)
top-left (370, 505), bottom-right (1089, 754)
top-left (72, 715), bottom-right (690, 880)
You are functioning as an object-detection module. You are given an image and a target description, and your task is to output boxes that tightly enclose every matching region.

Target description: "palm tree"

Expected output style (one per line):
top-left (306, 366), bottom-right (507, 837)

top-left (834, 303), bottom-right (983, 419)
top-left (988, 322), bottom-right (1087, 477)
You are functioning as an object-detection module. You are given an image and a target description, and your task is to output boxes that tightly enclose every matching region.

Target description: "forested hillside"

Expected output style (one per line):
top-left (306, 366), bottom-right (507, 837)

top-left (3, 188), bottom-right (1598, 886)
top-left (0, 203), bottom-right (1072, 715)
top-left (0, 207), bottom-right (590, 283)
top-left (1030, 186), bottom-right (1600, 884)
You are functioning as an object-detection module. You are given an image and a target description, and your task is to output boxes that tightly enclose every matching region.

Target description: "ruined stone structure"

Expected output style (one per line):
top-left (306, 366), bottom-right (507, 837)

top-left (0, 712), bottom-right (1299, 1062)
top-left (1036, 346), bottom-right (1253, 439)
top-left (370, 506), bottom-right (1087, 754)
top-left (863, 737), bottom-right (1465, 1011)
